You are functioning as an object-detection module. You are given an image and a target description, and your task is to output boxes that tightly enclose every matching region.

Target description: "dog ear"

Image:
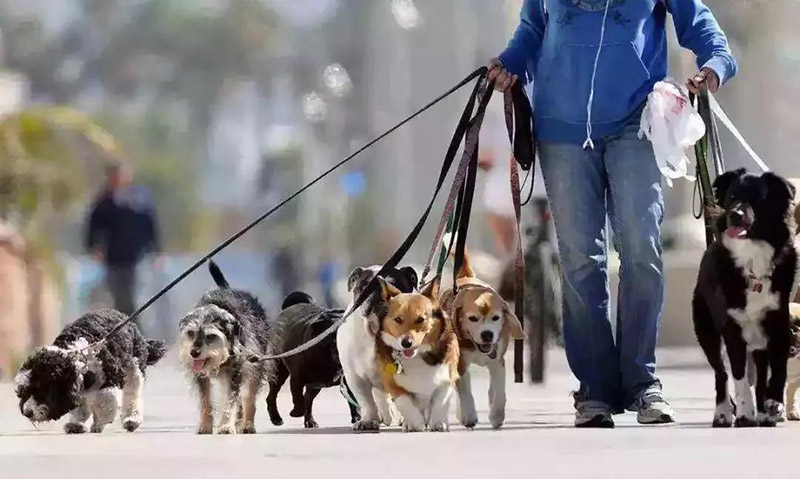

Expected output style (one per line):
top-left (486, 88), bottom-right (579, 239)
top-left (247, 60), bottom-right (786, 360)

top-left (712, 168), bottom-right (746, 206)
top-left (421, 277), bottom-right (440, 302)
top-left (347, 267), bottom-right (365, 292)
top-left (502, 303), bottom-right (525, 340)
top-left (399, 266), bottom-right (418, 291)
top-left (377, 276), bottom-right (402, 302)
top-left (762, 172), bottom-right (796, 203)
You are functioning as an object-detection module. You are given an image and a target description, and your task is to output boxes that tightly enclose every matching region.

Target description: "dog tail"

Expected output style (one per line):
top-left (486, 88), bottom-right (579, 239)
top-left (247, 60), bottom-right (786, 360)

top-left (442, 233), bottom-right (474, 279)
top-left (208, 260), bottom-right (230, 289)
top-left (282, 291), bottom-right (313, 310)
top-left (145, 339), bottom-right (167, 366)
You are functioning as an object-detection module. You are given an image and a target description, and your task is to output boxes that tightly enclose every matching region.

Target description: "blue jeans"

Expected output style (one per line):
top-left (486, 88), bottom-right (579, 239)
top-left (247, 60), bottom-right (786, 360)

top-left (539, 122), bottom-right (664, 411)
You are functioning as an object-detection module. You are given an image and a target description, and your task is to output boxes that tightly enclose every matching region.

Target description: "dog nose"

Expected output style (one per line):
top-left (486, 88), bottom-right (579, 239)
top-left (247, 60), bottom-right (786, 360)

top-left (729, 209), bottom-right (745, 225)
top-left (190, 349), bottom-right (201, 358)
top-left (480, 331), bottom-right (494, 343)
top-left (400, 337), bottom-right (413, 349)
top-left (23, 409), bottom-right (33, 419)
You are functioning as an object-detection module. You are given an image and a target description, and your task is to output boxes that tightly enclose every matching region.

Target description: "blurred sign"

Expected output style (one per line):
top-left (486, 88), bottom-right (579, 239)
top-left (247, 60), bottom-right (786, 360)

top-left (341, 170), bottom-right (366, 197)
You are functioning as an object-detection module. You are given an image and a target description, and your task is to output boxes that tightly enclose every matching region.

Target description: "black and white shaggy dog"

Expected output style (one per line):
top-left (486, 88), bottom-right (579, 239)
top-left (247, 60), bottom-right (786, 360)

top-left (178, 260), bottom-right (270, 434)
top-left (693, 168), bottom-right (799, 427)
top-left (15, 309), bottom-right (166, 433)
top-left (265, 291), bottom-right (359, 429)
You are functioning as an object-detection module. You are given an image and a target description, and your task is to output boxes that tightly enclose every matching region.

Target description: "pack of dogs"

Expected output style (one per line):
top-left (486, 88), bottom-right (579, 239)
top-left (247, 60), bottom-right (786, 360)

top-left (11, 167), bottom-right (800, 434)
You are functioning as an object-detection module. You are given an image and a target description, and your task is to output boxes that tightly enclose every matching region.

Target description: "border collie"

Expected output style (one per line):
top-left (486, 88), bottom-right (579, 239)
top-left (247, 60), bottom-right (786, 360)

top-left (693, 168), bottom-right (798, 427)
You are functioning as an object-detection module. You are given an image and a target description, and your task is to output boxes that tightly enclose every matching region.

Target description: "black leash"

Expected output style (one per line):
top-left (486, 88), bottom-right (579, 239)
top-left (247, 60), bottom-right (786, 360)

top-left (691, 84), bottom-right (725, 247)
top-left (82, 67), bottom-right (489, 354)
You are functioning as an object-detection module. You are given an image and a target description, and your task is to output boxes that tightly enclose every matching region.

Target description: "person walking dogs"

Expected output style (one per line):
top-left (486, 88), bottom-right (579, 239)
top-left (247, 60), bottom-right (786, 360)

top-left (489, 0), bottom-right (737, 428)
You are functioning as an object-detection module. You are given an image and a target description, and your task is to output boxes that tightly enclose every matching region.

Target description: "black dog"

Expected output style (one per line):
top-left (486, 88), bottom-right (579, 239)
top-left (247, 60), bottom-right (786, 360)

top-left (178, 260), bottom-right (270, 434)
top-left (266, 292), bottom-right (359, 428)
top-left (693, 168), bottom-right (798, 427)
top-left (15, 309), bottom-right (166, 433)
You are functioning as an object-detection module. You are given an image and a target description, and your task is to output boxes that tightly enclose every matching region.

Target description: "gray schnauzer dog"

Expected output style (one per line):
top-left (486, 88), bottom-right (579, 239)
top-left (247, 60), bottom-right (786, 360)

top-left (178, 261), bottom-right (270, 434)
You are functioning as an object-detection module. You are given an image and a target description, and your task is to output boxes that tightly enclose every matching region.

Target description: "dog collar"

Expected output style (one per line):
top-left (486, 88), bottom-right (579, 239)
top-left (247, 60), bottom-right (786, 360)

top-left (386, 351), bottom-right (404, 375)
top-left (748, 273), bottom-right (765, 294)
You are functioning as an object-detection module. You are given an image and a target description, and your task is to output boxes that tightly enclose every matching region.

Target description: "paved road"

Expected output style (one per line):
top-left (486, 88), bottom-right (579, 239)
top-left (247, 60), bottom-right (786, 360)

top-left (1, 348), bottom-right (798, 478)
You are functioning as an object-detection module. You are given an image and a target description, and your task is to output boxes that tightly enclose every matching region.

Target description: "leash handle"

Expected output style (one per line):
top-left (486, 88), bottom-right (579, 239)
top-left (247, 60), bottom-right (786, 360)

top-left (691, 84), bottom-right (723, 247)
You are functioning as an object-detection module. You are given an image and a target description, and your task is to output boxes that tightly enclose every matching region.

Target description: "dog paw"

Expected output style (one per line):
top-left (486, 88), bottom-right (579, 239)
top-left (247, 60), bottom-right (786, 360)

top-left (712, 400), bottom-right (735, 428)
top-left (89, 423), bottom-right (106, 434)
top-left (351, 413), bottom-right (362, 425)
top-left (304, 419), bottom-right (319, 429)
top-left (122, 417), bottom-right (141, 433)
top-left (269, 414), bottom-right (284, 426)
top-left (458, 412), bottom-right (478, 429)
top-left (352, 419), bottom-right (380, 432)
top-left (788, 409), bottom-right (800, 421)
top-left (759, 400), bottom-right (784, 427)
top-left (429, 422), bottom-right (449, 432)
top-left (64, 423), bottom-right (87, 434)
top-left (240, 424), bottom-right (256, 434)
top-left (289, 406), bottom-right (305, 418)
top-left (197, 424), bottom-right (214, 435)
top-left (489, 410), bottom-right (505, 430)
top-left (401, 420), bottom-right (425, 433)
top-left (217, 424), bottom-right (237, 435)
top-left (711, 416), bottom-right (733, 428)
top-left (734, 416), bottom-right (758, 428)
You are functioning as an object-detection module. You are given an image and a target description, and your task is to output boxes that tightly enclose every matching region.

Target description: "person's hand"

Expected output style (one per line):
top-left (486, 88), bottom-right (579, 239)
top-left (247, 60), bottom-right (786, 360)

top-left (687, 67), bottom-right (720, 94)
top-left (487, 58), bottom-right (518, 92)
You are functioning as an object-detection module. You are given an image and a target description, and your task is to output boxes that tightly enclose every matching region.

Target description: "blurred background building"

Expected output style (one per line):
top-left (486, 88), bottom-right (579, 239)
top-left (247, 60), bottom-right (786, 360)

top-left (0, 0), bottom-right (798, 376)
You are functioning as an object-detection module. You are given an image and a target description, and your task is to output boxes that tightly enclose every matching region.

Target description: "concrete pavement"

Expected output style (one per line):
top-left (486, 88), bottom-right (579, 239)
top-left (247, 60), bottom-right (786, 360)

top-left (1, 348), bottom-right (798, 478)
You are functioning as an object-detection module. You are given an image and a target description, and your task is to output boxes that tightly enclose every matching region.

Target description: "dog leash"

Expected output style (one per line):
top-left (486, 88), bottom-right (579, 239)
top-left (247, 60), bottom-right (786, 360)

top-left (79, 67), bottom-right (489, 355)
top-left (691, 85), bottom-right (725, 247)
top-left (240, 71), bottom-right (494, 362)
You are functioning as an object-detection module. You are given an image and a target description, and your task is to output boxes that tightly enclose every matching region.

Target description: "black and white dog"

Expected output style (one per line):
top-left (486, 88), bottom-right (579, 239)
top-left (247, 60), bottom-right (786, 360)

top-left (265, 291), bottom-right (359, 428)
top-left (693, 168), bottom-right (799, 427)
top-left (15, 309), bottom-right (166, 433)
top-left (178, 261), bottom-right (270, 434)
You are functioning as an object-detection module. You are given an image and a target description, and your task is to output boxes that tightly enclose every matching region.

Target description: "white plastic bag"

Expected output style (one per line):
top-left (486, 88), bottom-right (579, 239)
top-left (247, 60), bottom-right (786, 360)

top-left (639, 79), bottom-right (706, 187)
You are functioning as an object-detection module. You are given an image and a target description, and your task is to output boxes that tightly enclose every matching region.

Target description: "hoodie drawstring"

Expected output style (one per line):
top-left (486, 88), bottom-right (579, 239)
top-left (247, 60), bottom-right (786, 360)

top-left (583, 0), bottom-right (612, 150)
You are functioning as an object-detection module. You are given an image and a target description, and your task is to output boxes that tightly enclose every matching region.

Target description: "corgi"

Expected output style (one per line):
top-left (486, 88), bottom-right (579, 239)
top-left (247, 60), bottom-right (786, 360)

top-left (375, 277), bottom-right (459, 432)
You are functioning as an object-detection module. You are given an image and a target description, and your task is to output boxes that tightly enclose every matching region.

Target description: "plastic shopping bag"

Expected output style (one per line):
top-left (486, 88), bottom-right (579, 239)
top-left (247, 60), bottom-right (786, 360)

top-left (639, 79), bottom-right (705, 187)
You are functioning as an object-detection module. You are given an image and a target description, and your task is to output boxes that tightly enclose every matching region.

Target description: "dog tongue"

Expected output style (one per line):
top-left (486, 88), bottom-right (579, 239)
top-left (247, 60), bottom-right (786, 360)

top-left (192, 359), bottom-right (206, 373)
top-left (725, 226), bottom-right (746, 238)
top-left (402, 349), bottom-right (416, 359)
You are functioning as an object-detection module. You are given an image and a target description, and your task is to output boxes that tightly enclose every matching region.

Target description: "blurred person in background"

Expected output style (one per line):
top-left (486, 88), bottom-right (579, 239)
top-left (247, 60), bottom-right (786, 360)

top-left (489, 0), bottom-right (737, 427)
top-left (85, 162), bottom-right (162, 318)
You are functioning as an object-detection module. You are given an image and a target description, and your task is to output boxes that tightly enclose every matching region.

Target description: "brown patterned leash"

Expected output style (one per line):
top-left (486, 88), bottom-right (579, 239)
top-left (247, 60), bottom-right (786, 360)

top-left (420, 80), bottom-right (491, 284)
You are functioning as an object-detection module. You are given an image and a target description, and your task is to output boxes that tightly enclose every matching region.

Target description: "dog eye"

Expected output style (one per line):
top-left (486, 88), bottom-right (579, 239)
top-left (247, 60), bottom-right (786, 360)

top-left (187, 330), bottom-right (195, 339)
top-left (492, 315), bottom-right (500, 322)
top-left (467, 315), bottom-right (479, 323)
top-left (394, 317), bottom-right (403, 324)
top-left (205, 335), bottom-right (218, 343)
top-left (415, 316), bottom-right (425, 324)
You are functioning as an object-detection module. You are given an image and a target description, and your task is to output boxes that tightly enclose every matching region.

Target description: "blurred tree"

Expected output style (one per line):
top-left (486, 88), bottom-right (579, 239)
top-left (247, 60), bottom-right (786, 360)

top-left (0, 106), bottom-right (118, 273)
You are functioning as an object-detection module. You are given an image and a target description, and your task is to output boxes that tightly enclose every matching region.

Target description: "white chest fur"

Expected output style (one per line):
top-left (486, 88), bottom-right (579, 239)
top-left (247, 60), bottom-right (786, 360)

top-left (723, 237), bottom-right (779, 351)
top-left (394, 355), bottom-right (451, 399)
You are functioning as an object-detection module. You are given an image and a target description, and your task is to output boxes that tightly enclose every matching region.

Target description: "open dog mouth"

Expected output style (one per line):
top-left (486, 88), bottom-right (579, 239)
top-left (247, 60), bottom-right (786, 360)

top-left (724, 226), bottom-right (748, 238)
top-left (476, 343), bottom-right (494, 354)
top-left (191, 358), bottom-right (208, 374)
top-left (401, 348), bottom-right (417, 359)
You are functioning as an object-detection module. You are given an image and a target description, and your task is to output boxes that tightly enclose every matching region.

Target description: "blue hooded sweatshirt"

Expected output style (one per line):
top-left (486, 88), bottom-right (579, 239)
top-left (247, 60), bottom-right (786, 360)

top-left (499, 0), bottom-right (738, 145)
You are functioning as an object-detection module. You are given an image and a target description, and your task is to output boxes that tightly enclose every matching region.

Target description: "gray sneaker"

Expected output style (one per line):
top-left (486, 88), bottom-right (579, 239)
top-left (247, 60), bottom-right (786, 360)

top-left (630, 388), bottom-right (675, 424)
top-left (574, 400), bottom-right (614, 428)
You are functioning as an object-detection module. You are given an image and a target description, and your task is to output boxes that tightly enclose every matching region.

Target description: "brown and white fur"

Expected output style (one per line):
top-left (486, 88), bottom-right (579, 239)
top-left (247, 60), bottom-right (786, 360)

top-left (376, 278), bottom-right (459, 432)
top-left (337, 265), bottom-right (418, 431)
top-left (440, 249), bottom-right (524, 429)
